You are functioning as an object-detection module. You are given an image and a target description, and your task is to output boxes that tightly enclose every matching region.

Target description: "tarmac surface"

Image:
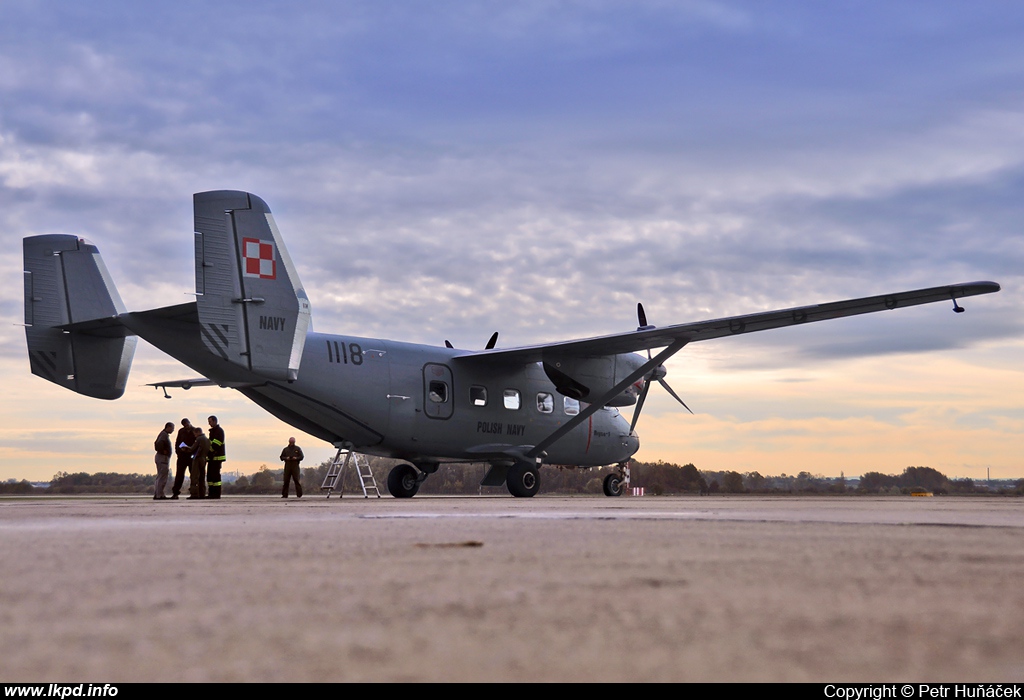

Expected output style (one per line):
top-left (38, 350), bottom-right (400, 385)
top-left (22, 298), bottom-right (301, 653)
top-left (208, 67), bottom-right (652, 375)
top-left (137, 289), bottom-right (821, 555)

top-left (0, 494), bottom-right (1022, 682)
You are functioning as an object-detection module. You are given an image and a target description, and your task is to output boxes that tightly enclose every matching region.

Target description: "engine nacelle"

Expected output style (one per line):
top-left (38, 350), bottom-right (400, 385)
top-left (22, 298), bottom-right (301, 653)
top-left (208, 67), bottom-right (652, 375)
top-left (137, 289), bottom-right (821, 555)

top-left (542, 353), bottom-right (647, 406)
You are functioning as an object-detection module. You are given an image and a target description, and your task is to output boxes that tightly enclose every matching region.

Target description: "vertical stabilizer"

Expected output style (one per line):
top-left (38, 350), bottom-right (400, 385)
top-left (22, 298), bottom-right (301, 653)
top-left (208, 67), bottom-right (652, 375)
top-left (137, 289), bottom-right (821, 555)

top-left (23, 235), bottom-right (136, 399)
top-left (193, 191), bottom-right (311, 381)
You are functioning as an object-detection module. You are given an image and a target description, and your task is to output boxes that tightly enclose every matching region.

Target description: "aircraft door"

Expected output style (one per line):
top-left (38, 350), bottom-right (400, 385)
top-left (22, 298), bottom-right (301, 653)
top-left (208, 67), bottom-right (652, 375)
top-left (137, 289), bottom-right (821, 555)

top-left (423, 363), bottom-right (454, 420)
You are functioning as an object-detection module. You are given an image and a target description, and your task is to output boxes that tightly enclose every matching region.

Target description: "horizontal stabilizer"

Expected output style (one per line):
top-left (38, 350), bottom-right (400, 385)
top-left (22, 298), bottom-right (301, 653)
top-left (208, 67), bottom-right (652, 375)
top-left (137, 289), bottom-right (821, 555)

top-left (147, 378), bottom-right (217, 390)
top-left (23, 235), bottom-right (136, 399)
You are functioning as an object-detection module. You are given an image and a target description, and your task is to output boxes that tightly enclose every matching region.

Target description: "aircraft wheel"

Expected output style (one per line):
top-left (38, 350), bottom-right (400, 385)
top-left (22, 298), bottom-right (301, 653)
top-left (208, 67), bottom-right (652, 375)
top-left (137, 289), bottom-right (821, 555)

top-left (387, 464), bottom-right (420, 498)
top-left (603, 473), bottom-right (623, 497)
top-left (506, 463), bottom-right (540, 498)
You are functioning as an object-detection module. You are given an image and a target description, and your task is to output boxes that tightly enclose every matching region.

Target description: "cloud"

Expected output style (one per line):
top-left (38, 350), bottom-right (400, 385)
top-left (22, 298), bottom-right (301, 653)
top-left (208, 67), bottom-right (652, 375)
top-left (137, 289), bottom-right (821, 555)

top-left (1, 1), bottom-right (1022, 480)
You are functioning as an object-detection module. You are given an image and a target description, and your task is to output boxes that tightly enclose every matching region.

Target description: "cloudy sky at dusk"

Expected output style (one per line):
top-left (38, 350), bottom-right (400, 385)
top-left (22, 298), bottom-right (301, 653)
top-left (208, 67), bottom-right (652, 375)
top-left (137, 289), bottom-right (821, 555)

top-left (1, 1), bottom-right (1021, 482)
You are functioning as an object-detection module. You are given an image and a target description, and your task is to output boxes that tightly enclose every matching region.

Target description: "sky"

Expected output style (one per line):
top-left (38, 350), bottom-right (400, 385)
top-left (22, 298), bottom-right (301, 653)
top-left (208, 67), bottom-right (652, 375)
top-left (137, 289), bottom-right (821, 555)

top-left (1, 1), bottom-right (1022, 482)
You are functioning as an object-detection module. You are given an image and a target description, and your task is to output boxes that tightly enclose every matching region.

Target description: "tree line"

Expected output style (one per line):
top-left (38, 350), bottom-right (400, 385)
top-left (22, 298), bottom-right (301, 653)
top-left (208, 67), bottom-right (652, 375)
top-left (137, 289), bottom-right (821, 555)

top-left (3, 461), bottom-right (1022, 496)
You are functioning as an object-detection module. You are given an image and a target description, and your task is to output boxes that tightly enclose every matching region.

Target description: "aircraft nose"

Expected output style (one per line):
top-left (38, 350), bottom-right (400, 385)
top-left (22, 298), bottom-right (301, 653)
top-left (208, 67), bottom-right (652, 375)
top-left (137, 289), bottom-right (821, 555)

top-left (619, 415), bottom-right (640, 457)
top-left (622, 430), bottom-right (640, 458)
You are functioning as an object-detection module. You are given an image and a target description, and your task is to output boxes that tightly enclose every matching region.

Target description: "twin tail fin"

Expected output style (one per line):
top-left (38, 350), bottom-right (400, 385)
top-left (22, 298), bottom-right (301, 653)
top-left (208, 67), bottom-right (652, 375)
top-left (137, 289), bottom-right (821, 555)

top-left (193, 191), bottom-right (311, 381)
top-left (23, 191), bottom-right (312, 399)
top-left (23, 235), bottom-right (137, 399)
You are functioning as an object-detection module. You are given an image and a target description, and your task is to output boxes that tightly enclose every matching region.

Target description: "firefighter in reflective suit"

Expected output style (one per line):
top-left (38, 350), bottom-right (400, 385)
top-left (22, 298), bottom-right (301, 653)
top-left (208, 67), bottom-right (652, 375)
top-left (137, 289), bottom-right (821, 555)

top-left (207, 415), bottom-right (225, 499)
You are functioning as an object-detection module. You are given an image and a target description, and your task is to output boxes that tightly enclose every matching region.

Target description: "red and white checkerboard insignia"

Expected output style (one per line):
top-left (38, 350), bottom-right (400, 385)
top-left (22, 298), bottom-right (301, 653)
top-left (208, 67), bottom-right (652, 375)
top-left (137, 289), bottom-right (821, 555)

top-left (242, 237), bottom-right (276, 280)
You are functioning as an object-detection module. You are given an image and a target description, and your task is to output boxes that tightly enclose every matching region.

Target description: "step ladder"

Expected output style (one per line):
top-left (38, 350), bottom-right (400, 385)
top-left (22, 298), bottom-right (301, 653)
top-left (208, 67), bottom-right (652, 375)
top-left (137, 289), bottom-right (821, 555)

top-left (321, 448), bottom-right (381, 498)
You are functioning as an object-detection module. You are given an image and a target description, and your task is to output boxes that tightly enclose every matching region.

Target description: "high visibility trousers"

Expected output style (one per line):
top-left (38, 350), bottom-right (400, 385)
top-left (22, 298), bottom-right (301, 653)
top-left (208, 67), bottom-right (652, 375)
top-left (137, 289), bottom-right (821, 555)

top-left (207, 461), bottom-right (222, 499)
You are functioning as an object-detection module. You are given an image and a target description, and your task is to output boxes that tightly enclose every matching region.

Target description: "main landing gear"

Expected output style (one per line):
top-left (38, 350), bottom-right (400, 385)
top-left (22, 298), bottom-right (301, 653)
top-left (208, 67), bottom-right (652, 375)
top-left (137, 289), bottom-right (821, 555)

top-left (506, 462), bottom-right (540, 498)
top-left (386, 461), bottom-right (628, 498)
top-left (387, 464), bottom-right (419, 498)
top-left (386, 461), bottom-right (438, 498)
top-left (387, 460), bottom-right (544, 498)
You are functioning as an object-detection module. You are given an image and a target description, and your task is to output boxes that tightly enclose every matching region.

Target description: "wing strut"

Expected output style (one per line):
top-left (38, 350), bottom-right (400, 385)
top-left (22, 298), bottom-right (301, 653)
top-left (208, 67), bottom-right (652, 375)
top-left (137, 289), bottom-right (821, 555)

top-left (526, 338), bottom-right (689, 459)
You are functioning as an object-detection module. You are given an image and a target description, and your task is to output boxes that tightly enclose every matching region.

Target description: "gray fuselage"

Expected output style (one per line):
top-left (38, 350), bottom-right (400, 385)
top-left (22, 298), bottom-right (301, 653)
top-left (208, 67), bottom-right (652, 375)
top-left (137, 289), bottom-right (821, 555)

top-left (124, 306), bottom-right (639, 467)
top-left (245, 332), bottom-right (640, 466)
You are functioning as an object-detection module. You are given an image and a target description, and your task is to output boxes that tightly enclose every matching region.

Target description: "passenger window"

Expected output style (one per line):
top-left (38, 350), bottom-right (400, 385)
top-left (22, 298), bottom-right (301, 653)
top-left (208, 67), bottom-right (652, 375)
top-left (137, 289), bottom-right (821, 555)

top-left (428, 381), bottom-right (448, 404)
top-left (503, 389), bottom-right (521, 410)
top-left (536, 392), bottom-right (554, 414)
top-left (563, 397), bottom-right (580, 415)
top-left (470, 385), bottom-right (487, 407)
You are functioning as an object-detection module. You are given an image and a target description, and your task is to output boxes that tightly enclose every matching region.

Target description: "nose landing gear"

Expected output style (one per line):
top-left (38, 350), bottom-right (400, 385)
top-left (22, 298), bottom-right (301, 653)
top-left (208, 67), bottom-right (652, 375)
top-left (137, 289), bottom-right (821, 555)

top-left (602, 462), bottom-right (629, 497)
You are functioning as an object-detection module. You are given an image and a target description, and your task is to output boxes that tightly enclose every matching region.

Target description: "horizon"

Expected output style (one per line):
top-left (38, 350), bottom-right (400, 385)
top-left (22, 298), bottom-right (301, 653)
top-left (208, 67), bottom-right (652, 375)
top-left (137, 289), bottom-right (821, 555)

top-left (6, 460), bottom-right (1016, 487)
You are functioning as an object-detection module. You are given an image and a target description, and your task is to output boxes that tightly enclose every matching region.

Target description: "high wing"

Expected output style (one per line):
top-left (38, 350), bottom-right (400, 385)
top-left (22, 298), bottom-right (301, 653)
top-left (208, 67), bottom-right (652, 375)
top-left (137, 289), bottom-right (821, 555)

top-left (453, 281), bottom-right (1000, 364)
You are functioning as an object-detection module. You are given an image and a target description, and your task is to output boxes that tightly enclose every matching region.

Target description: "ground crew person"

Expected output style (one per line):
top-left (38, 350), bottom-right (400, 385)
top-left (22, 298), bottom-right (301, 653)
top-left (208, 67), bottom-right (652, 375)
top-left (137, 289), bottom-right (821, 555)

top-left (207, 415), bottom-right (225, 499)
top-left (171, 418), bottom-right (195, 500)
top-left (280, 437), bottom-right (304, 498)
top-left (188, 426), bottom-right (210, 499)
top-left (154, 422), bottom-right (174, 500)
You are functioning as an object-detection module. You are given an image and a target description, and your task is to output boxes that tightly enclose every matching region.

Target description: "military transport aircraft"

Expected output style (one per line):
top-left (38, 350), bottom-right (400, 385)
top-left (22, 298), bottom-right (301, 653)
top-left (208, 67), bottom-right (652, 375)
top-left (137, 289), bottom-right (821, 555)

top-left (23, 190), bottom-right (1000, 498)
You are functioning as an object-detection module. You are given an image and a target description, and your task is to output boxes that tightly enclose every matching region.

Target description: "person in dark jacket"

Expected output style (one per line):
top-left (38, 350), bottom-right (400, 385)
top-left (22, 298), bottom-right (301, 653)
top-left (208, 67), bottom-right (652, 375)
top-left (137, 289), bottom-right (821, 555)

top-left (154, 422), bottom-right (174, 500)
top-left (207, 415), bottom-right (225, 500)
top-left (171, 418), bottom-right (195, 500)
top-left (280, 437), bottom-right (304, 498)
top-left (188, 426), bottom-right (210, 500)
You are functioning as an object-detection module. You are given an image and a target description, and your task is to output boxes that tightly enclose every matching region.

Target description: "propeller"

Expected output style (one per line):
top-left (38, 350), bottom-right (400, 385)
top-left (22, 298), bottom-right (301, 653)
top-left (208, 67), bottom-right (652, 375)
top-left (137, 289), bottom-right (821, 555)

top-left (630, 303), bottom-right (692, 432)
top-left (445, 332), bottom-right (499, 350)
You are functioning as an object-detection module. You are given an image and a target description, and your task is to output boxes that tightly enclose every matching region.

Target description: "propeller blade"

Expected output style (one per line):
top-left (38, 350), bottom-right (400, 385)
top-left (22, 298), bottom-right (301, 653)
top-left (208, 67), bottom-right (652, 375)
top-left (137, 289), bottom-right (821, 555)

top-left (659, 378), bottom-right (693, 414)
top-left (630, 379), bottom-right (652, 433)
top-left (636, 302), bottom-right (656, 331)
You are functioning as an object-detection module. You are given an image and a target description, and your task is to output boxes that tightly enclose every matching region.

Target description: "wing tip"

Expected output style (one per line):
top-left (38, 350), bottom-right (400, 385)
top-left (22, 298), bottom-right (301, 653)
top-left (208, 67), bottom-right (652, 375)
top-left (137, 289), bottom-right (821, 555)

top-left (954, 281), bottom-right (1001, 295)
